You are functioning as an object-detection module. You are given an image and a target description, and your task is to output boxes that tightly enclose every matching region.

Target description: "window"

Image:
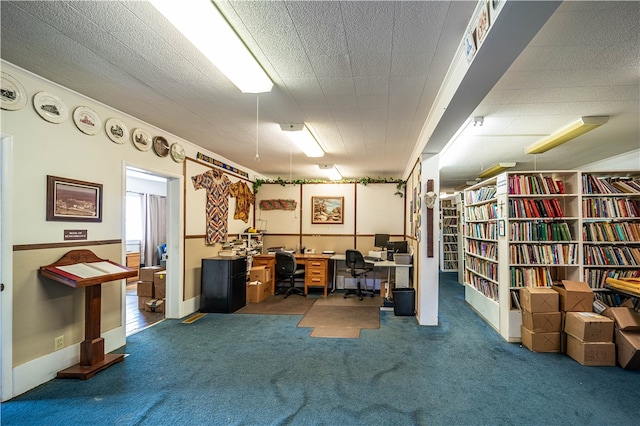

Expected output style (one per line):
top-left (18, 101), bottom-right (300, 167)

top-left (126, 192), bottom-right (143, 242)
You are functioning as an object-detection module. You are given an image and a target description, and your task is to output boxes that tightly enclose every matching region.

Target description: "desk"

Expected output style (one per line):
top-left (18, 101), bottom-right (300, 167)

top-left (253, 254), bottom-right (333, 297)
top-left (330, 254), bottom-right (412, 292)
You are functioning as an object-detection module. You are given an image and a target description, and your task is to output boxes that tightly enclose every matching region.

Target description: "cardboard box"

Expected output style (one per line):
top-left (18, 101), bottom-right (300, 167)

top-left (615, 329), bottom-right (640, 370)
top-left (564, 312), bottom-right (614, 342)
top-left (249, 265), bottom-right (271, 283)
top-left (552, 280), bottom-right (594, 312)
top-left (154, 271), bottom-right (166, 299)
top-left (521, 326), bottom-right (560, 352)
top-left (138, 296), bottom-right (152, 310)
top-left (602, 307), bottom-right (640, 331)
top-left (522, 310), bottom-right (562, 333)
top-left (247, 280), bottom-right (271, 303)
top-left (566, 335), bottom-right (615, 366)
top-left (145, 298), bottom-right (165, 313)
top-left (519, 287), bottom-right (559, 313)
top-left (139, 266), bottom-right (164, 282)
top-left (137, 281), bottom-right (154, 298)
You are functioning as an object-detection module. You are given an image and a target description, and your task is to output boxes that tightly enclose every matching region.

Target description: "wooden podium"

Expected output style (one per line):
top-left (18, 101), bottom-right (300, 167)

top-left (40, 249), bottom-right (137, 380)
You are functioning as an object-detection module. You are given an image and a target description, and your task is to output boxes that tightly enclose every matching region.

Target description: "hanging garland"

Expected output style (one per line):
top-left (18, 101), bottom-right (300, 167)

top-left (253, 176), bottom-right (405, 197)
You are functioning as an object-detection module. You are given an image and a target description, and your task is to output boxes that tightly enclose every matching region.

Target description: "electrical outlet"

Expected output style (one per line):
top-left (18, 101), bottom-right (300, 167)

top-left (54, 335), bottom-right (64, 351)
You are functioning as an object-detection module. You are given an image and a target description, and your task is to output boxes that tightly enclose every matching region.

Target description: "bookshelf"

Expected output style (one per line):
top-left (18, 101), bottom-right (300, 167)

top-left (463, 178), bottom-right (500, 333)
top-left (440, 198), bottom-right (459, 272)
top-left (580, 172), bottom-right (640, 309)
top-left (464, 171), bottom-right (581, 342)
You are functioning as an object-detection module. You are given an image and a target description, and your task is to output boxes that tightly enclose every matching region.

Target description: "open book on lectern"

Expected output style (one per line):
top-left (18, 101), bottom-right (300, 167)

top-left (55, 261), bottom-right (130, 279)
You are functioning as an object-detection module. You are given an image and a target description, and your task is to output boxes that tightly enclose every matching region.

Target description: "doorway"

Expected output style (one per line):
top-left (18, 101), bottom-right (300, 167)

top-left (125, 167), bottom-right (169, 335)
top-left (1, 134), bottom-right (13, 401)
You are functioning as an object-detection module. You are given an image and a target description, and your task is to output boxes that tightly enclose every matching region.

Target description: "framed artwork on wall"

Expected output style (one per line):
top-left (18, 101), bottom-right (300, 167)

top-left (311, 196), bottom-right (344, 224)
top-left (47, 175), bottom-right (103, 222)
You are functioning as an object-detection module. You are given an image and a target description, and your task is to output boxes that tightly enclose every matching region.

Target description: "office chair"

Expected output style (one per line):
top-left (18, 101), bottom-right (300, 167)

top-left (344, 249), bottom-right (374, 300)
top-left (275, 252), bottom-right (306, 298)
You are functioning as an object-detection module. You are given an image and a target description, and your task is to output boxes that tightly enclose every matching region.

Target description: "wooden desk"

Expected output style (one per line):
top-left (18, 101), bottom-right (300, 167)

top-left (253, 254), bottom-right (332, 297)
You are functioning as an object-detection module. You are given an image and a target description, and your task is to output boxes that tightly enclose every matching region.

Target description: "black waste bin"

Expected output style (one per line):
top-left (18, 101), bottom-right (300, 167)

top-left (392, 287), bottom-right (415, 316)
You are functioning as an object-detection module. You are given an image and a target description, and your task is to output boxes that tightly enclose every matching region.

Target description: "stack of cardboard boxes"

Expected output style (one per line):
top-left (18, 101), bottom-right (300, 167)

top-left (137, 266), bottom-right (166, 313)
top-left (519, 279), bottom-right (640, 369)
top-left (602, 306), bottom-right (640, 369)
top-left (519, 287), bottom-right (561, 352)
top-left (246, 265), bottom-right (272, 303)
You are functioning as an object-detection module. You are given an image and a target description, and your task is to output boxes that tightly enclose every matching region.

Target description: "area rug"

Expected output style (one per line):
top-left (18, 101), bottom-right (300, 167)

top-left (297, 304), bottom-right (380, 338)
top-left (235, 295), bottom-right (316, 315)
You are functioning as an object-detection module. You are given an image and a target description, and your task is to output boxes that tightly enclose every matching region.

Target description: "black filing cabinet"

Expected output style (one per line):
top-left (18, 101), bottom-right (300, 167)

top-left (201, 256), bottom-right (247, 313)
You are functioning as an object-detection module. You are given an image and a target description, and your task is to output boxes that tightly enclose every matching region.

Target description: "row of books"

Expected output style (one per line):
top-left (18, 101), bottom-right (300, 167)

top-left (443, 253), bottom-right (458, 260)
top-left (465, 186), bottom-right (497, 204)
top-left (466, 239), bottom-right (497, 260)
top-left (509, 198), bottom-right (564, 218)
top-left (443, 260), bottom-right (458, 269)
top-left (465, 270), bottom-right (499, 301)
top-left (465, 255), bottom-right (498, 280)
top-left (443, 235), bottom-right (457, 243)
top-left (584, 245), bottom-right (640, 266)
top-left (442, 217), bottom-right (457, 226)
top-left (465, 222), bottom-right (497, 240)
top-left (509, 266), bottom-right (554, 288)
top-left (583, 221), bottom-right (640, 242)
top-left (594, 291), bottom-right (628, 309)
top-left (510, 221), bottom-right (573, 242)
top-left (443, 243), bottom-right (457, 252)
top-left (508, 174), bottom-right (565, 195)
top-left (582, 174), bottom-right (640, 195)
top-left (582, 197), bottom-right (639, 218)
top-left (466, 203), bottom-right (498, 221)
top-left (510, 243), bottom-right (578, 265)
top-left (584, 268), bottom-right (640, 289)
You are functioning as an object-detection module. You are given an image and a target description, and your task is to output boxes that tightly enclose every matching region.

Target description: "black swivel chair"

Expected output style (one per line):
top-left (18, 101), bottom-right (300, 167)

top-left (275, 252), bottom-right (306, 298)
top-left (344, 249), bottom-right (374, 300)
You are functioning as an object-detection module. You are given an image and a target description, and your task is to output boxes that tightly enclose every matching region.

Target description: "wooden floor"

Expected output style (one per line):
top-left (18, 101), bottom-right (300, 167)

top-left (126, 282), bottom-right (164, 336)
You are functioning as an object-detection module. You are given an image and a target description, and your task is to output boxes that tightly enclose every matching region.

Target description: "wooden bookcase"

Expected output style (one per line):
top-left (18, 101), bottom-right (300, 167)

top-left (440, 199), bottom-right (459, 272)
top-left (464, 171), bottom-right (581, 342)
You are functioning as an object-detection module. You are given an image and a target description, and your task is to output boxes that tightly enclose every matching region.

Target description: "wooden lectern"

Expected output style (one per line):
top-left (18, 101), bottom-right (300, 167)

top-left (40, 249), bottom-right (137, 380)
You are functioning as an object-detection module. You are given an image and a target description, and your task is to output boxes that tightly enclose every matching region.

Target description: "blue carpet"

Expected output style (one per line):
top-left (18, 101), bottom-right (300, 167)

top-left (2, 273), bottom-right (639, 425)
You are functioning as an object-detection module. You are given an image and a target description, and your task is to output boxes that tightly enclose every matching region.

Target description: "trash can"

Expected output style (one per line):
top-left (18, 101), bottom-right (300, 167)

top-left (392, 288), bottom-right (415, 316)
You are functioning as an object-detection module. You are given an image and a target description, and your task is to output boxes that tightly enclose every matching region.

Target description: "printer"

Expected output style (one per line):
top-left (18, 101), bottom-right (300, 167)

top-left (386, 241), bottom-right (408, 260)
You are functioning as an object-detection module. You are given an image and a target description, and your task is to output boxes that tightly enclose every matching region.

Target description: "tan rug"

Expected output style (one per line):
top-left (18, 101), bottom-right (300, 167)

top-left (235, 295), bottom-right (316, 315)
top-left (297, 303), bottom-right (380, 338)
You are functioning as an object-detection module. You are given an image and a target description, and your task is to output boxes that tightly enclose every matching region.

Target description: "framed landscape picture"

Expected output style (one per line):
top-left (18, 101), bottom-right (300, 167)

top-left (47, 175), bottom-right (103, 222)
top-left (311, 196), bottom-right (344, 224)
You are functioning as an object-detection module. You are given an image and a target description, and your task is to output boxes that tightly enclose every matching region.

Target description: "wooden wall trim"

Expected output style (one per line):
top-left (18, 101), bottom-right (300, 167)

top-left (13, 239), bottom-right (122, 251)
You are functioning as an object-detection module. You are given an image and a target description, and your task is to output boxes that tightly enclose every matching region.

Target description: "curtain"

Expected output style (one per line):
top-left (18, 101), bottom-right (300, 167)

top-left (142, 194), bottom-right (167, 266)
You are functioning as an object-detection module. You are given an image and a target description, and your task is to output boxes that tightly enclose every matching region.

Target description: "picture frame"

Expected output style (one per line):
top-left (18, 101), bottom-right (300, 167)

top-left (47, 175), bottom-right (103, 222)
top-left (498, 219), bottom-right (506, 237)
top-left (311, 196), bottom-right (344, 224)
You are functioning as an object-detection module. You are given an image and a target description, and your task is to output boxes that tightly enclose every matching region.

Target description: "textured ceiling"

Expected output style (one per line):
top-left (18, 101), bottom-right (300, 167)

top-left (1, 1), bottom-right (638, 191)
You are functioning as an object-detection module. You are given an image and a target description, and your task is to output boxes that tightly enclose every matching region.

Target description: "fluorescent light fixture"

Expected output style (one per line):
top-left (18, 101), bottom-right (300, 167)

top-left (319, 164), bottom-right (342, 180)
top-left (280, 123), bottom-right (324, 157)
top-left (149, 0), bottom-right (273, 93)
top-left (525, 116), bottom-right (609, 154)
top-left (477, 162), bottom-right (516, 179)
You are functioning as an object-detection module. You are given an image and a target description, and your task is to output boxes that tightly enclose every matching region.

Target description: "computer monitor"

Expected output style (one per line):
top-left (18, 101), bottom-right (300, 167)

top-left (374, 233), bottom-right (390, 249)
top-left (386, 241), bottom-right (408, 260)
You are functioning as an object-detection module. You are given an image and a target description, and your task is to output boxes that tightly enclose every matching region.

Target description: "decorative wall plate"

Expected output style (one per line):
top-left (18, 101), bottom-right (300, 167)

top-left (73, 106), bottom-right (102, 135)
top-left (0, 72), bottom-right (27, 111)
top-left (152, 136), bottom-right (170, 157)
top-left (33, 91), bottom-right (68, 124)
top-left (105, 118), bottom-right (128, 144)
top-left (170, 142), bottom-right (186, 162)
top-left (131, 128), bottom-right (152, 151)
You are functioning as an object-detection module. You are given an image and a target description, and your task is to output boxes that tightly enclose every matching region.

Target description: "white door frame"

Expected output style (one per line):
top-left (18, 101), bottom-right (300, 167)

top-left (124, 163), bottom-right (184, 321)
top-left (1, 134), bottom-right (14, 401)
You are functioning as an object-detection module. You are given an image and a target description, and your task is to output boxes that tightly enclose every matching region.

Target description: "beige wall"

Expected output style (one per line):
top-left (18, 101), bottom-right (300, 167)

top-left (12, 244), bottom-right (121, 366)
top-left (1, 61), bottom-right (259, 374)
